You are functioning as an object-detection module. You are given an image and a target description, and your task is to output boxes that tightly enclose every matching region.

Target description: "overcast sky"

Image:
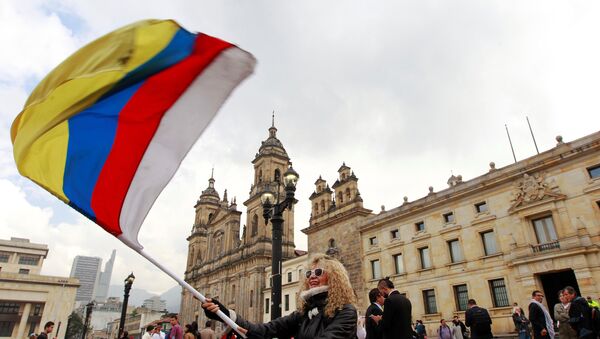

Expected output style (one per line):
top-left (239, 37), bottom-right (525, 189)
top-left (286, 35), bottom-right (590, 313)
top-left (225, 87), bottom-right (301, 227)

top-left (1, 1), bottom-right (599, 295)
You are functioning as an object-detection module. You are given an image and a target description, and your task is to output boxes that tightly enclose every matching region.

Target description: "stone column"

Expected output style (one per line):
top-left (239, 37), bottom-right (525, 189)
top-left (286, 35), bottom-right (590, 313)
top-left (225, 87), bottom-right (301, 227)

top-left (16, 302), bottom-right (32, 338)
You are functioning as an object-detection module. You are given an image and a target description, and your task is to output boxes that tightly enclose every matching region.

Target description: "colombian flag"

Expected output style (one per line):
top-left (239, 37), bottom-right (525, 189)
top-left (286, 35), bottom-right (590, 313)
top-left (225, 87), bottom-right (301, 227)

top-left (11, 19), bottom-right (256, 249)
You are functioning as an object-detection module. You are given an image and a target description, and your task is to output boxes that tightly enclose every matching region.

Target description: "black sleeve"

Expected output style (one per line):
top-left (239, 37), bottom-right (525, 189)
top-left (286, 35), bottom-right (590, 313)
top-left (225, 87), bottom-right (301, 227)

top-left (235, 311), bottom-right (302, 339)
top-left (529, 304), bottom-right (546, 332)
top-left (465, 309), bottom-right (472, 327)
top-left (486, 309), bottom-right (492, 324)
top-left (315, 304), bottom-right (358, 339)
top-left (380, 298), bottom-right (395, 334)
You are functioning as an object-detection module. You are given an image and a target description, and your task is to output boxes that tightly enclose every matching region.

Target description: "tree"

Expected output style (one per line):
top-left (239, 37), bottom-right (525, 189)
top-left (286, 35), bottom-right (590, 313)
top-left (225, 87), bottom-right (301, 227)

top-left (65, 311), bottom-right (84, 338)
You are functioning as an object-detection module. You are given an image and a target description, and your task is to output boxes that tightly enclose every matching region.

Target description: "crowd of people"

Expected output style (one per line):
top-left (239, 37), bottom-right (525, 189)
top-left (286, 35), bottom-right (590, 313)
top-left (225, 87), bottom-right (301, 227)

top-left (199, 253), bottom-right (599, 339)
top-left (25, 255), bottom-right (600, 339)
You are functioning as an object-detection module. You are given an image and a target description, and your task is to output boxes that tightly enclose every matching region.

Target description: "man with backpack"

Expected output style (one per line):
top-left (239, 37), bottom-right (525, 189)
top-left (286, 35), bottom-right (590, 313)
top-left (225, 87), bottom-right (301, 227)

top-left (465, 299), bottom-right (492, 339)
top-left (563, 286), bottom-right (597, 339)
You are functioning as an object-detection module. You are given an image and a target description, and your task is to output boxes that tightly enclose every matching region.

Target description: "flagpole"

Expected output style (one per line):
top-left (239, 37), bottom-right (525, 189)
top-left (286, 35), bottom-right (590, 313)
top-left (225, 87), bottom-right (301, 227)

top-left (128, 246), bottom-right (246, 338)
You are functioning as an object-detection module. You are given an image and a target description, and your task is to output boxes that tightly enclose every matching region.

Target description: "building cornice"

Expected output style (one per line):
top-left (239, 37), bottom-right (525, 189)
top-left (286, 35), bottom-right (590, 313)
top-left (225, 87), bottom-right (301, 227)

top-left (358, 132), bottom-right (600, 232)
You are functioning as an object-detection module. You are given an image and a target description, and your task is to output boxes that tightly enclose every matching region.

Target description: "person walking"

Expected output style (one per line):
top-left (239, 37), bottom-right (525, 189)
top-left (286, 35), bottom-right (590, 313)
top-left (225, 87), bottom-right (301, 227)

top-left (202, 254), bottom-right (357, 338)
top-left (37, 321), bottom-right (55, 339)
top-left (465, 299), bottom-right (492, 339)
top-left (438, 319), bottom-right (453, 339)
top-left (143, 326), bottom-right (155, 339)
top-left (199, 321), bottom-right (216, 339)
top-left (365, 288), bottom-right (384, 339)
top-left (452, 316), bottom-right (467, 339)
top-left (415, 320), bottom-right (426, 339)
top-left (513, 305), bottom-right (531, 339)
top-left (451, 318), bottom-right (464, 339)
top-left (563, 286), bottom-right (595, 339)
top-left (529, 290), bottom-right (555, 339)
top-left (377, 277), bottom-right (413, 339)
top-left (554, 290), bottom-right (577, 339)
top-left (169, 316), bottom-right (183, 339)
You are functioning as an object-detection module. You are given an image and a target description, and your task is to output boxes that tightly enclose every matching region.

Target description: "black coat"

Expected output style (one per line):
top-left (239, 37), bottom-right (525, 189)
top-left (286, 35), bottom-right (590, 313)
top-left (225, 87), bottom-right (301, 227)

top-left (380, 290), bottom-right (412, 339)
top-left (528, 302), bottom-right (548, 339)
top-left (465, 306), bottom-right (492, 339)
top-left (365, 303), bottom-right (384, 339)
top-left (568, 296), bottom-right (595, 339)
top-left (235, 292), bottom-right (357, 339)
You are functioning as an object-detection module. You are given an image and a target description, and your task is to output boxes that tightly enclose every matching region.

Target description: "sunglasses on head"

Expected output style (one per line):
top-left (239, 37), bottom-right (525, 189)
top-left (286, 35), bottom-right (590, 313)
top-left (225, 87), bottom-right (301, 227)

top-left (305, 268), bottom-right (325, 278)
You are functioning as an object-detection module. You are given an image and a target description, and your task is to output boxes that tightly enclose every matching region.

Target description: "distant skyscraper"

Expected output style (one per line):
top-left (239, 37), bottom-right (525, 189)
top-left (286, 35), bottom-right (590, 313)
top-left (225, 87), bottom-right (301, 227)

top-left (95, 250), bottom-right (116, 302)
top-left (70, 256), bottom-right (102, 303)
top-left (69, 250), bottom-right (116, 303)
top-left (142, 296), bottom-right (167, 312)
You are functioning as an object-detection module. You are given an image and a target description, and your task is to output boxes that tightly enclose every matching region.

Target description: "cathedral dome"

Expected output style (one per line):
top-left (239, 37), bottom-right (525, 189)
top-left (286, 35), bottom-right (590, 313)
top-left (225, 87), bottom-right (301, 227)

top-left (255, 125), bottom-right (289, 161)
top-left (197, 176), bottom-right (220, 205)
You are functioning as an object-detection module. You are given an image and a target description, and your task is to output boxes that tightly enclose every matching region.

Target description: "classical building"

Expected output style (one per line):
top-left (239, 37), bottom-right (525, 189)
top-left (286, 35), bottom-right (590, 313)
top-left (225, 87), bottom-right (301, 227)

top-left (0, 237), bottom-right (79, 338)
top-left (302, 163), bottom-right (373, 307)
top-left (104, 307), bottom-right (163, 339)
top-left (307, 131), bottom-right (600, 335)
top-left (262, 250), bottom-right (308, 321)
top-left (181, 122), bottom-right (301, 325)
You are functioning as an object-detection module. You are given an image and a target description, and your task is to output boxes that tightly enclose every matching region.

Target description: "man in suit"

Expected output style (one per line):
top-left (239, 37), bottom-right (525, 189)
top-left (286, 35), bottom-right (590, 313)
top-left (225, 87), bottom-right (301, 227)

top-left (365, 288), bottom-right (385, 339)
top-left (377, 277), bottom-right (413, 339)
top-left (529, 290), bottom-right (555, 339)
top-left (465, 299), bottom-right (492, 339)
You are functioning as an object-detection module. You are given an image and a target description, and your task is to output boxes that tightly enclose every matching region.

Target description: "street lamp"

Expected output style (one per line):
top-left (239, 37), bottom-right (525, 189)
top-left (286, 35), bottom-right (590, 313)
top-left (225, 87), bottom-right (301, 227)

top-left (118, 272), bottom-right (135, 338)
top-left (82, 301), bottom-right (94, 339)
top-left (261, 165), bottom-right (299, 320)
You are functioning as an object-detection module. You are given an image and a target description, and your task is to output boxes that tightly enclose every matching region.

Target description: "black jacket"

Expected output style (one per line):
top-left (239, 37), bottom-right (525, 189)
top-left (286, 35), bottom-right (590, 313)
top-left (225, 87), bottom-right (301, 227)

top-left (381, 290), bottom-right (412, 339)
top-left (569, 296), bottom-right (595, 339)
top-left (206, 292), bottom-right (357, 339)
top-left (465, 305), bottom-right (492, 339)
top-left (365, 303), bottom-right (384, 339)
top-left (528, 302), bottom-right (548, 339)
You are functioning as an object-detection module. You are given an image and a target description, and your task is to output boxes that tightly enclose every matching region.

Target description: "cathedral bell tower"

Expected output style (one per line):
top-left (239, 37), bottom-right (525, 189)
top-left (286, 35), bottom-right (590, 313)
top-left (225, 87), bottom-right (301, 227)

top-left (243, 118), bottom-right (296, 259)
top-left (187, 172), bottom-right (241, 271)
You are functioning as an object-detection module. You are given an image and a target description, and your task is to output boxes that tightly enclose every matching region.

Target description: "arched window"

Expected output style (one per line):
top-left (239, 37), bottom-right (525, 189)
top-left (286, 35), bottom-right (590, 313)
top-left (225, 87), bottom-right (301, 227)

top-left (329, 238), bottom-right (336, 248)
top-left (250, 290), bottom-right (254, 307)
top-left (231, 284), bottom-right (236, 303)
top-left (342, 173), bottom-right (346, 180)
top-left (345, 188), bottom-right (351, 200)
top-left (251, 214), bottom-right (258, 236)
top-left (320, 200), bottom-right (325, 212)
top-left (208, 213), bottom-right (213, 222)
top-left (314, 203), bottom-right (319, 214)
top-left (338, 191), bottom-right (344, 204)
top-left (258, 169), bottom-right (263, 183)
top-left (274, 169), bottom-right (281, 183)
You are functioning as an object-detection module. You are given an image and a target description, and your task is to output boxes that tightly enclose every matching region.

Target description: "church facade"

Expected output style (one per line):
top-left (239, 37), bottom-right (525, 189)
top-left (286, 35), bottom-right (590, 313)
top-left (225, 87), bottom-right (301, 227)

top-left (180, 123), bottom-right (299, 325)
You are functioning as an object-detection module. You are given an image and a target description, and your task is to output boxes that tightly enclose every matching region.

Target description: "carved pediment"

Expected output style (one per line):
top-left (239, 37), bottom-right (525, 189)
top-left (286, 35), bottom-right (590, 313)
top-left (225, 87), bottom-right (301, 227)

top-left (509, 173), bottom-right (566, 212)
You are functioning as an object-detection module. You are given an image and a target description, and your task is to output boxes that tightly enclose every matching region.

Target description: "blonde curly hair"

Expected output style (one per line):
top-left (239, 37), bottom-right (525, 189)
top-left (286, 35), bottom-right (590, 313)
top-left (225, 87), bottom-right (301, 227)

top-left (298, 253), bottom-right (356, 318)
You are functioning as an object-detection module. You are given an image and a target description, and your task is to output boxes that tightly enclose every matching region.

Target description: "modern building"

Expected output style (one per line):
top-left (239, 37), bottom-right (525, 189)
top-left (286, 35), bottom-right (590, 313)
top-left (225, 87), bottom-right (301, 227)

top-left (142, 296), bottom-right (167, 312)
top-left (262, 250), bottom-right (308, 321)
top-left (95, 250), bottom-right (116, 303)
top-left (0, 237), bottom-right (79, 338)
top-left (89, 297), bottom-right (123, 335)
top-left (305, 132), bottom-right (600, 335)
top-left (70, 250), bottom-right (116, 304)
top-left (181, 122), bottom-right (303, 326)
top-left (70, 256), bottom-right (101, 303)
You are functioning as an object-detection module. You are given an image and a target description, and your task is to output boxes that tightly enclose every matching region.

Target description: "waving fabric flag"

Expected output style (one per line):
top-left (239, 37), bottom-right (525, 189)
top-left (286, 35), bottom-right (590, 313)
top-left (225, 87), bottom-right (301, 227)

top-left (11, 19), bottom-right (256, 250)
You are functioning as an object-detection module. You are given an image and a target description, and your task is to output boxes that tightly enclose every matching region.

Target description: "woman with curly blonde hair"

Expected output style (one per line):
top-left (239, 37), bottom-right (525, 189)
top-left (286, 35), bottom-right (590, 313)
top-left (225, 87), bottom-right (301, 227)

top-left (202, 253), bottom-right (358, 338)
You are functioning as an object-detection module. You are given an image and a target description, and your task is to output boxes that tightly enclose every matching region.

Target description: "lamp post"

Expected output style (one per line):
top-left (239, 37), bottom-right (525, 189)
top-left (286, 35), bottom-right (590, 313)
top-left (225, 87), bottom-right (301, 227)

top-left (82, 301), bottom-right (94, 339)
top-left (261, 165), bottom-right (299, 320)
top-left (118, 272), bottom-right (135, 338)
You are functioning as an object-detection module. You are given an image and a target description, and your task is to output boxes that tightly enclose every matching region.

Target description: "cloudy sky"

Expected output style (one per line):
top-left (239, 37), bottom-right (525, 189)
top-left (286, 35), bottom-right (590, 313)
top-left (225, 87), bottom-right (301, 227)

top-left (1, 1), bottom-right (599, 295)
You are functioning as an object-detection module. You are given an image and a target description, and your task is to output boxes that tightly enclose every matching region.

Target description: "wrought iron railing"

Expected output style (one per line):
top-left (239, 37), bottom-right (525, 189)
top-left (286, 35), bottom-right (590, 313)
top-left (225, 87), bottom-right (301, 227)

top-left (532, 240), bottom-right (560, 253)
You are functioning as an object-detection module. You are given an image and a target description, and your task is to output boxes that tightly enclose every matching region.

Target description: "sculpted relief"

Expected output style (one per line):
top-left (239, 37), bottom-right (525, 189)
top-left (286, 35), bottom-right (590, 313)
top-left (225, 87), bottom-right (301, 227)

top-left (509, 173), bottom-right (565, 212)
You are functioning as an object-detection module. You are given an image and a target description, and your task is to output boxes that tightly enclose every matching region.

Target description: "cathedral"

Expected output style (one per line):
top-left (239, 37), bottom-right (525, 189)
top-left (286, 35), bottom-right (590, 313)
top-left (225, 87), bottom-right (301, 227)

top-left (180, 122), bottom-right (300, 324)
